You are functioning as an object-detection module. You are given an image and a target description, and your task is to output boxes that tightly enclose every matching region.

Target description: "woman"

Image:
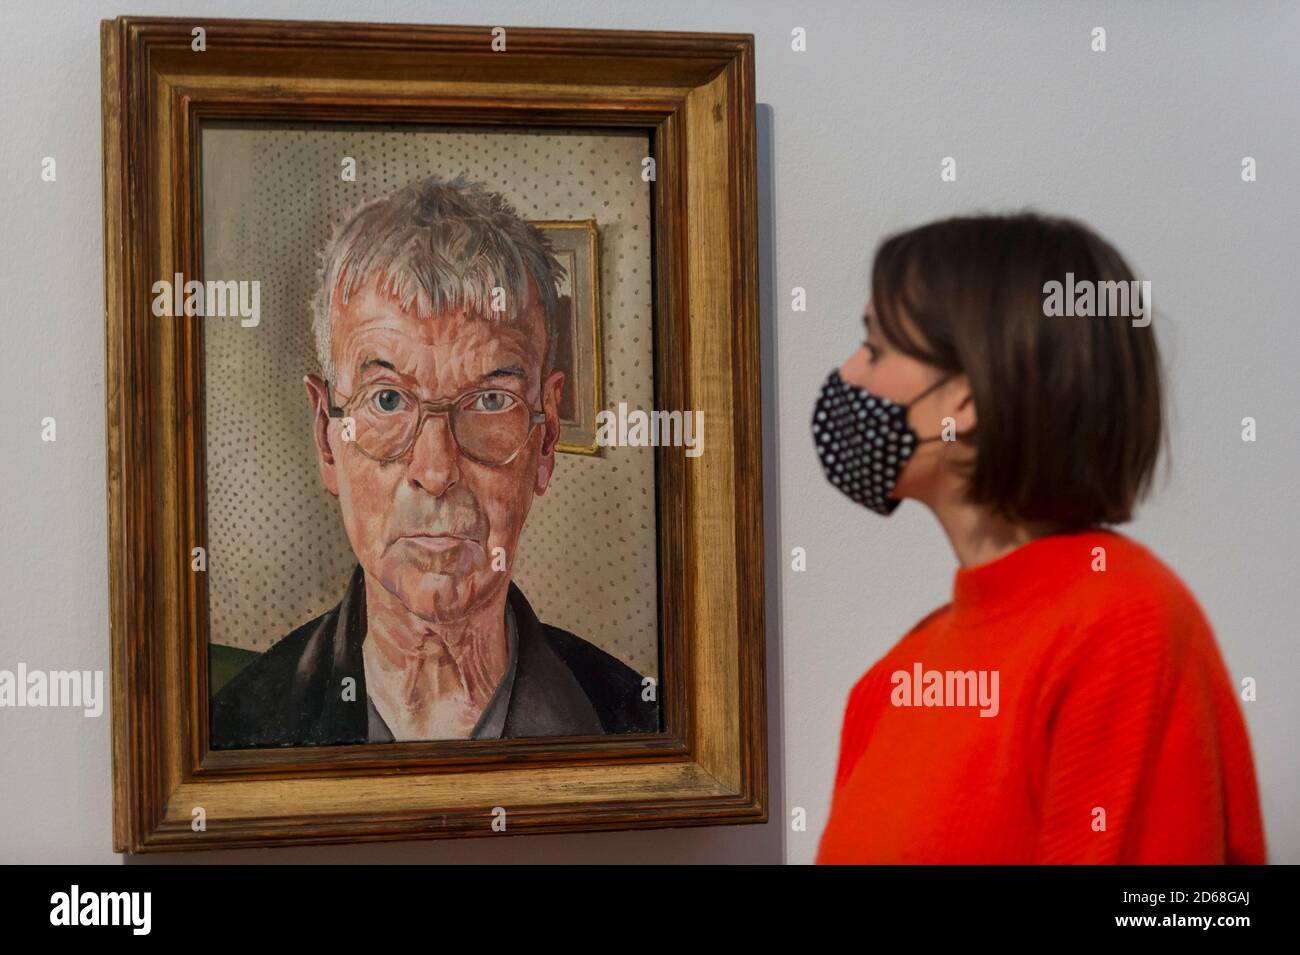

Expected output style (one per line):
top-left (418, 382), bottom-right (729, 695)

top-left (812, 214), bottom-right (1266, 864)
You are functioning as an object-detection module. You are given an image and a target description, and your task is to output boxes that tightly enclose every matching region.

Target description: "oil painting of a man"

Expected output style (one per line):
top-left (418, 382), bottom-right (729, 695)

top-left (211, 174), bottom-right (659, 747)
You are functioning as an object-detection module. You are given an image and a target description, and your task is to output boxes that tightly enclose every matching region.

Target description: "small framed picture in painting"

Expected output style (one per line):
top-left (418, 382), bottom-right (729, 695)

top-left (102, 16), bottom-right (764, 852)
top-left (530, 219), bottom-right (604, 456)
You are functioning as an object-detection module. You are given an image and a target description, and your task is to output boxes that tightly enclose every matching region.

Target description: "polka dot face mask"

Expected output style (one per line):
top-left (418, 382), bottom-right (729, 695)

top-left (811, 369), bottom-right (950, 516)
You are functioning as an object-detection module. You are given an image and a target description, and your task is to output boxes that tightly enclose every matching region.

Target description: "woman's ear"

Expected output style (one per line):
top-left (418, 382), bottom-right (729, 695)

top-left (303, 374), bottom-right (340, 497)
top-left (949, 373), bottom-right (978, 437)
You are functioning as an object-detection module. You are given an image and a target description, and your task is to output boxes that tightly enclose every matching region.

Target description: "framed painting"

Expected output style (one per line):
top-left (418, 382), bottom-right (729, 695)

top-left (102, 15), bottom-right (764, 851)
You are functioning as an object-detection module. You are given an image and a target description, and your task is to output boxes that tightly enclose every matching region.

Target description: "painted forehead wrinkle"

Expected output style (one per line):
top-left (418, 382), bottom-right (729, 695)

top-left (341, 319), bottom-right (539, 393)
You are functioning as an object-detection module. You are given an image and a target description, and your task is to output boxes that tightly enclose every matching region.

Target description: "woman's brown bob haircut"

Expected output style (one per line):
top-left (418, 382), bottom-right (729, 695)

top-left (871, 213), bottom-right (1166, 528)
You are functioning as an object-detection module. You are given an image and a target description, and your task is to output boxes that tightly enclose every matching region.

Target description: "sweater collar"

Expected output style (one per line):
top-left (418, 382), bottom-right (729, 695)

top-left (950, 528), bottom-right (1116, 628)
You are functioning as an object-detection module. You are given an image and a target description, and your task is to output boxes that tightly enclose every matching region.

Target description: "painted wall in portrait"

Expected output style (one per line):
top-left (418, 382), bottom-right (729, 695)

top-left (200, 124), bottom-right (658, 679)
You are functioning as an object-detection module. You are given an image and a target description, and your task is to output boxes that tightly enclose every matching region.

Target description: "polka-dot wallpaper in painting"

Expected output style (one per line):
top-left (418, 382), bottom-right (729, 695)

top-left (200, 124), bottom-right (658, 678)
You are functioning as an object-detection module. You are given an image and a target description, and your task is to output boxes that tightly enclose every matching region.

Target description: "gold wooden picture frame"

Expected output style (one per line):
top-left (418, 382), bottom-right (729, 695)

top-left (102, 15), bottom-right (765, 852)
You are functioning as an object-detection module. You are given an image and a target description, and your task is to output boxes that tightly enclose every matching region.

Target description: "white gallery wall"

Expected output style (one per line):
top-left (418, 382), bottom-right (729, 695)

top-left (1, 0), bottom-right (1296, 863)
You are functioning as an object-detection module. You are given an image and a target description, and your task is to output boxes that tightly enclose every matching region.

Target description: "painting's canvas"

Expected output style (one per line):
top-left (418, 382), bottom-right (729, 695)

top-left (198, 123), bottom-right (661, 747)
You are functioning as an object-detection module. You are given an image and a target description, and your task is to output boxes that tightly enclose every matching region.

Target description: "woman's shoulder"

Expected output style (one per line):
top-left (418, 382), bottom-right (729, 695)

top-left (1040, 530), bottom-right (1223, 693)
top-left (903, 602), bottom-right (953, 638)
top-left (1067, 529), bottom-right (1211, 631)
top-left (846, 602), bottom-right (954, 699)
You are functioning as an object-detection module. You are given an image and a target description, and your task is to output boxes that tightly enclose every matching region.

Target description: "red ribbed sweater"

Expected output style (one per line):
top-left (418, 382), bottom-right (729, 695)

top-left (816, 529), bottom-right (1266, 864)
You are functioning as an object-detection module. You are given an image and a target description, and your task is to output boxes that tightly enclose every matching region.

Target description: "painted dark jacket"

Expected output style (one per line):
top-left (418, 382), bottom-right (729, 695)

top-left (210, 565), bottom-right (658, 748)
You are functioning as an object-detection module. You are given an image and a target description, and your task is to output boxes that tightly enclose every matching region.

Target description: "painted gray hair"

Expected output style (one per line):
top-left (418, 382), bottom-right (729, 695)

top-left (311, 172), bottom-right (567, 382)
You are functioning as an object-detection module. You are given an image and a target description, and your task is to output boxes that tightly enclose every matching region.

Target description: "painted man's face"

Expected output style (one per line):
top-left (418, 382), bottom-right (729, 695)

top-left (305, 274), bottom-right (565, 623)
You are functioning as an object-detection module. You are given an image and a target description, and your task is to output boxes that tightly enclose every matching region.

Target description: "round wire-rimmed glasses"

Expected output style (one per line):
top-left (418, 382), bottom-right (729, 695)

top-left (327, 380), bottom-right (547, 467)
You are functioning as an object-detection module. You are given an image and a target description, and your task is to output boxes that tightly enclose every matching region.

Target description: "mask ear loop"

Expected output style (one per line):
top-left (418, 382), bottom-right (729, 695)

top-left (905, 373), bottom-right (974, 445)
top-left (902, 372), bottom-right (953, 408)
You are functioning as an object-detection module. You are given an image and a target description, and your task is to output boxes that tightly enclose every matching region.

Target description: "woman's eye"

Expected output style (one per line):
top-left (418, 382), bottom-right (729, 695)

top-left (864, 341), bottom-right (882, 364)
top-left (372, 389), bottom-right (405, 413)
top-left (468, 390), bottom-right (516, 413)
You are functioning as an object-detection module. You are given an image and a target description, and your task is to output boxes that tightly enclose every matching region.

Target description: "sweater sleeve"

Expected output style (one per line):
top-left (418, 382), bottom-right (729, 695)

top-left (830, 668), bottom-right (891, 800)
top-left (1033, 599), bottom-right (1233, 864)
top-left (829, 613), bottom-right (944, 795)
top-left (830, 681), bottom-right (867, 794)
